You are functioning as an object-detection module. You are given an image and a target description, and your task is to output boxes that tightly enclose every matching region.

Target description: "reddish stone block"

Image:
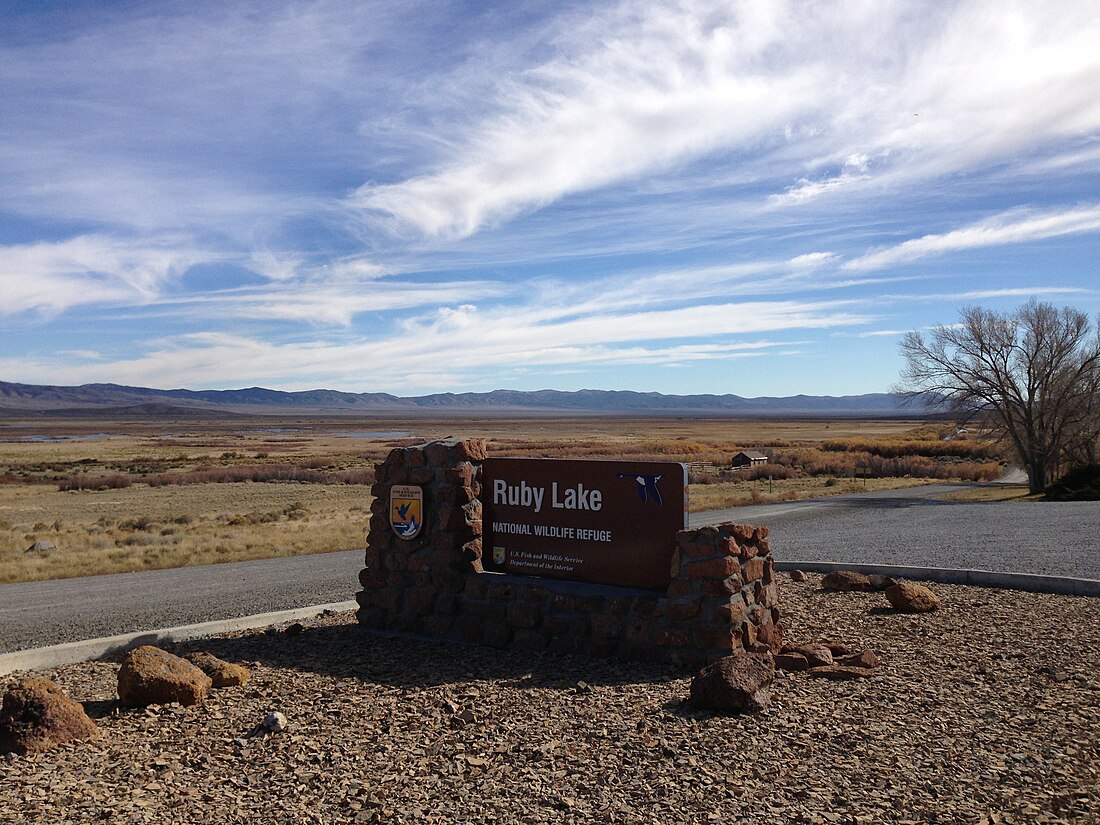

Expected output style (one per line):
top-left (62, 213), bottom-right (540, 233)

top-left (488, 582), bottom-right (514, 601)
top-left (754, 526), bottom-right (769, 540)
top-left (464, 601), bottom-right (506, 621)
top-left (685, 556), bottom-right (739, 579)
top-left (432, 592), bottom-right (455, 614)
top-left (770, 606), bottom-right (781, 625)
top-left (666, 580), bottom-right (695, 598)
top-left (625, 617), bottom-right (650, 644)
top-left (633, 598), bottom-right (665, 618)
top-left (434, 569), bottom-right (466, 592)
top-left (462, 539), bottom-right (483, 561)
top-left (608, 596), bottom-right (634, 615)
top-left (464, 577), bottom-right (488, 599)
top-left (667, 600), bottom-right (701, 621)
top-left (590, 615), bottom-right (622, 639)
top-left (697, 525), bottom-right (719, 540)
top-left (407, 466), bottom-right (435, 485)
top-left (436, 485), bottom-right (474, 505)
top-left (407, 552), bottom-right (431, 573)
top-left (756, 537), bottom-right (771, 555)
top-left (761, 581), bottom-right (780, 609)
top-left (430, 531), bottom-right (458, 552)
top-left (716, 601), bottom-right (746, 625)
top-left (458, 618), bottom-right (483, 642)
top-left (719, 537), bottom-right (738, 556)
top-left (356, 606), bottom-right (385, 628)
top-left (484, 624), bottom-right (512, 648)
top-left (652, 627), bottom-right (689, 647)
top-left (583, 638), bottom-right (617, 658)
top-left (369, 496), bottom-right (388, 515)
top-left (738, 543), bottom-right (758, 561)
top-left (742, 557), bottom-right (765, 582)
top-left (756, 621), bottom-right (784, 654)
top-left (443, 464), bottom-right (473, 485)
top-left (469, 558), bottom-right (484, 574)
top-left (669, 548), bottom-right (681, 577)
top-left (359, 571), bottom-right (387, 591)
top-left (404, 588), bottom-right (437, 615)
top-left (425, 443), bottom-right (450, 466)
top-left (741, 621), bottom-right (758, 648)
top-left (730, 524), bottom-right (754, 543)
top-left (372, 465), bottom-right (389, 485)
top-left (372, 589), bottom-right (400, 613)
top-left (693, 626), bottom-right (738, 650)
top-left (437, 506), bottom-right (467, 530)
top-left (681, 541), bottom-right (715, 559)
top-left (369, 513), bottom-right (388, 532)
top-left (550, 593), bottom-right (577, 612)
top-left (422, 615), bottom-right (452, 637)
top-left (406, 449), bottom-right (427, 468)
top-left (550, 636), bottom-right (576, 655)
top-left (700, 574), bottom-right (742, 595)
top-left (545, 617), bottom-right (570, 635)
top-left (364, 546), bottom-right (381, 570)
top-left (513, 629), bottom-right (549, 650)
top-left (764, 556), bottom-right (775, 583)
top-left (456, 440), bottom-right (487, 462)
top-left (507, 602), bottom-right (541, 629)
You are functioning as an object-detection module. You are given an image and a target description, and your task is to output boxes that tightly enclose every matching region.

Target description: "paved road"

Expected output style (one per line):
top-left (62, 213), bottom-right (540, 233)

top-left (0, 550), bottom-right (363, 654)
top-left (3, 484), bottom-right (1098, 653)
top-left (691, 484), bottom-right (1100, 579)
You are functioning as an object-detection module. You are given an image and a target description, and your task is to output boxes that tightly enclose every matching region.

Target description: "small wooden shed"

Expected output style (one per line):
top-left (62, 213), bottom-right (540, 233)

top-left (730, 451), bottom-right (768, 469)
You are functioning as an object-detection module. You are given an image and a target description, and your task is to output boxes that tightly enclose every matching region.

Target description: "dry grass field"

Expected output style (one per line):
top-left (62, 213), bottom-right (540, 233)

top-left (0, 415), bottom-right (1001, 584)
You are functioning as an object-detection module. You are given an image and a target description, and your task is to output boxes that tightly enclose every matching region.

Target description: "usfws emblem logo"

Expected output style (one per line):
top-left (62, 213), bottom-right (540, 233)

top-left (493, 546), bottom-right (506, 565)
top-left (390, 484), bottom-right (424, 539)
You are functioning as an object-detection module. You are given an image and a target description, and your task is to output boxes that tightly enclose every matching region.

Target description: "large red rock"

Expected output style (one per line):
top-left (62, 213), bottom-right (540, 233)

top-left (820, 570), bottom-right (872, 591)
top-left (689, 653), bottom-right (774, 713)
top-left (0, 677), bottom-right (100, 755)
top-left (885, 582), bottom-right (941, 612)
top-left (117, 645), bottom-right (212, 707)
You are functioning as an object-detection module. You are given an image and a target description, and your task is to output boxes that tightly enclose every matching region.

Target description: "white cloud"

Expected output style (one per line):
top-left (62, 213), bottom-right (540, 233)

top-left (845, 204), bottom-right (1100, 271)
top-left (0, 235), bottom-right (211, 316)
top-left (353, 0), bottom-right (1100, 238)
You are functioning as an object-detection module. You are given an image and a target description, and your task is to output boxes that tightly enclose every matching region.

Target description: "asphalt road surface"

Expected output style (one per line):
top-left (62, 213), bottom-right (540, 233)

top-left (2, 484), bottom-right (1098, 653)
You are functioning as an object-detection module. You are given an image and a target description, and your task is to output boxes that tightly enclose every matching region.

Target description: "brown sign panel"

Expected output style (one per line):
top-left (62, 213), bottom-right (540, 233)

top-left (482, 458), bottom-right (687, 590)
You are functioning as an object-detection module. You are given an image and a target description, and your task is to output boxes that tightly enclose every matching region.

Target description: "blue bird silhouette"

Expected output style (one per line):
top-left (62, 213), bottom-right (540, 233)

top-left (395, 502), bottom-right (412, 520)
top-left (618, 472), bottom-right (664, 505)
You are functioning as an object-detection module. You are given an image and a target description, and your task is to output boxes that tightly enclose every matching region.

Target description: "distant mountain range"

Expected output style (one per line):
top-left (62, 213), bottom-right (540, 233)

top-left (0, 381), bottom-right (937, 417)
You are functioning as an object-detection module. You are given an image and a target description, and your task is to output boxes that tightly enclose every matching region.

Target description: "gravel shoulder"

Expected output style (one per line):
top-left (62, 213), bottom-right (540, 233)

top-left (3, 575), bottom-right (1098, 824)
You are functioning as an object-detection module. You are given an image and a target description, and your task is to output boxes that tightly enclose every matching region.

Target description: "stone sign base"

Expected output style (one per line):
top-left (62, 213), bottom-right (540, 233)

top-left (357, 439), bottom-right (781, 667)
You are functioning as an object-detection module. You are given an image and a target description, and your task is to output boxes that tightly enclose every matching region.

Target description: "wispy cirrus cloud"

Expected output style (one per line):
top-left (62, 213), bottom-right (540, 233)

top-left (352, 0), bottom-right (1100, 239)
top-left (0, 235), bottom-right (212, 316)
top-left (845, 204), bottom-right (1100, 271)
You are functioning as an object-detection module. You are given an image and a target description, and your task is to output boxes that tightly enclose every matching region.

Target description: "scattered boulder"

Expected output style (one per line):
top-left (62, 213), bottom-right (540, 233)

top-left (260, 711), bottom-right (288, 733)
top-left (838, 649), bottom-right (880, 670)
top-left (24, 540), bottom-right (57, 554)
top-left (185, 652), bottom-right (251, 687)
top-left (867, 574), bottom-right (898, 591)
top-left (776, 642), bottom-right (879, 678)
top-left (885, 582), bottom-right (941, 612)
top-left (756, 622), bottom-right (784, 654)
top-left (775, 652), bottom-right (810, 672)
top-left (689, 653), bottom-right (774, 713)
top-left (117, 645), bottom-right (212, 708)
top-left (820, 570), bottom-right (872, 591)
top-left (0, 677), bottom-right (100, 755)
top-left (790, 569), bottom-right (808, 582)
top-left (283, 622), bottom-right (305, 637)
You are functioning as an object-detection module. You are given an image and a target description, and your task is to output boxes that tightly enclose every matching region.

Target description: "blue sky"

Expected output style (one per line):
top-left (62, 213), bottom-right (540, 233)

top-left (2, 0), bottom-right (1098, 397)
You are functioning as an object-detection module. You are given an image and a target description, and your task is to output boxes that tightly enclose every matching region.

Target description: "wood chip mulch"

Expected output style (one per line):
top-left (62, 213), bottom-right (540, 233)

top-left (2, 575), bottom-right (1098, 824)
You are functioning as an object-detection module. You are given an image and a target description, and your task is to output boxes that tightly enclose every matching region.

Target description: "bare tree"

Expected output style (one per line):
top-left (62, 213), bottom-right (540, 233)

top-left (897, 300), bottom-right (1100, 494)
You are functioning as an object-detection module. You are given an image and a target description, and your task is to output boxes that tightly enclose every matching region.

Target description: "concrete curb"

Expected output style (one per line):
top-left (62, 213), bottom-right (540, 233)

top-left (775, 561), bottom-right (1100, 597)
top-left (0, 600), bottom-right (358, 677)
